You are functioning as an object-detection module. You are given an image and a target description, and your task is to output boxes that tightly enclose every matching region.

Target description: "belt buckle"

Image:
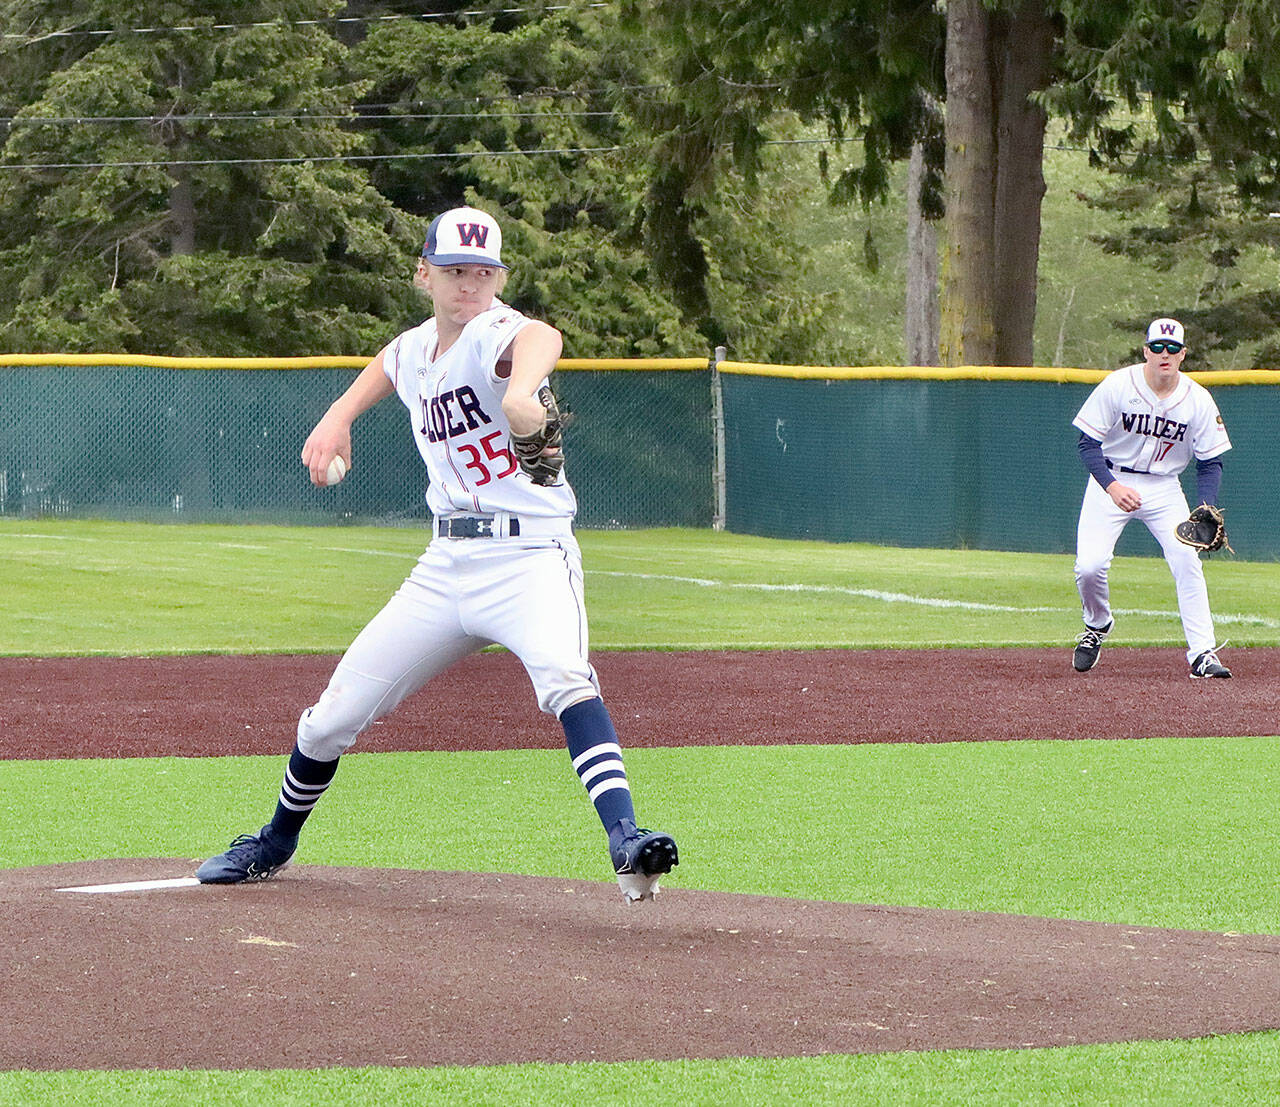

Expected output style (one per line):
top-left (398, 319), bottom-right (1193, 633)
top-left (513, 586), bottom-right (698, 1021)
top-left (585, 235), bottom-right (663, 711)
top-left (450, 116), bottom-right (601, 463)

top-left (445, 515), bottom-right (494, 538)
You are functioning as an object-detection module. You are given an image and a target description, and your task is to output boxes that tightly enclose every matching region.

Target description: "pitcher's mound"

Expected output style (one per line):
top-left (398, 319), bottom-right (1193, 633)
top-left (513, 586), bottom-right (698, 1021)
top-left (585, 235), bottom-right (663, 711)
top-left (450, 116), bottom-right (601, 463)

top-left (5, 860), bottom-right (1280, 1070)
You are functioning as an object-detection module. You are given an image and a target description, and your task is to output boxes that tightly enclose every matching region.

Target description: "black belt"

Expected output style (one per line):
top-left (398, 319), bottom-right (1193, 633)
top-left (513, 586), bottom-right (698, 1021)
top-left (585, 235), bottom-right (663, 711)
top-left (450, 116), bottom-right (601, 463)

top-left (436, 515), bottom-right (520, 539)
top-left (1105, 461), bottom-right (1147, 474)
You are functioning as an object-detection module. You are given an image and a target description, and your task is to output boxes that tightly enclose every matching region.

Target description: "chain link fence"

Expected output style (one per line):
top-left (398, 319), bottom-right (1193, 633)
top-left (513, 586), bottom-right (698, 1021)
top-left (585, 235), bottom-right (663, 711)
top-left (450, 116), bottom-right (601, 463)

top-left (6, 355), bottom-right (1277, 555)
top-left (0, 357), bottom-right (716, 528)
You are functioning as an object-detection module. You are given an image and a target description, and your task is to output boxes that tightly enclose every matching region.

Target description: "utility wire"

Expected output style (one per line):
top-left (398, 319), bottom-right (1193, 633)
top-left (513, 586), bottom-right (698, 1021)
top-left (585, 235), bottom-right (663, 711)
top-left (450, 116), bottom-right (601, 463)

top-left (0, 109), bottom-right (1165, 134)
top-left (0, 135), bottom-right (865, 172)
top-left (0, 145), bottom-right (627, 171)
top-left (0, 136), bottom-right (1195, 173)
top-left (33, 134), bottom-right (1160, 175)
top-left (0, 86), bottom-right (667, 121)
top-left (1, 110), bottom-right (619, 126)
top-left (1, 5), bottom-right (608, 41)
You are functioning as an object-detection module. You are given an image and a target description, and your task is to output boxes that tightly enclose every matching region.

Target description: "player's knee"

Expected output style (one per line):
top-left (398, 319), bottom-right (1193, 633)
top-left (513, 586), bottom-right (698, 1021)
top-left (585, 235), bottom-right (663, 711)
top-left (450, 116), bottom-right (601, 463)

top-left (296, 706), bottom-right (359, 760)
top-left (533, 669), bottom-right (601, 717)
top-left (298, 662), bottom-right (418, 758)
top-left (296, 685), bottom-right (370, 760)
top-left (1073, 557), bottom-right (1108, 582)
top-left (1165, 547), bottom-right (1205, 577)
top-left (538, 685), bottom-right (593, 717)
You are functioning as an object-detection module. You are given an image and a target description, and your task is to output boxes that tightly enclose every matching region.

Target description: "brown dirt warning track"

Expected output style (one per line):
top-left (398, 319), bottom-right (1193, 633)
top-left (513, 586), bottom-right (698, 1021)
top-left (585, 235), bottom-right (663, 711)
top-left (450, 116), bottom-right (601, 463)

top-left (3, 648), bottom-right (1280, 1070)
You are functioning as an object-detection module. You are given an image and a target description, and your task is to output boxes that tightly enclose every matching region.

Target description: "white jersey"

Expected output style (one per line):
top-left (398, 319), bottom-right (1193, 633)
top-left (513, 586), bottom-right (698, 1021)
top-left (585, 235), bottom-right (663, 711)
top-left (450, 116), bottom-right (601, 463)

top-left (383, 299), bottom-right (577, 519)
top-left (1073, 363), bottom-right (1230, 477)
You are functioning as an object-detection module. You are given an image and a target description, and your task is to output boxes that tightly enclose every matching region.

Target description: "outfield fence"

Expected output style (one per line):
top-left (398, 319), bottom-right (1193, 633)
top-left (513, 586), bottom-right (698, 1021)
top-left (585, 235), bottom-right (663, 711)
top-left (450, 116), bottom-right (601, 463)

top-left (2, 353), bottom-right (1278, 556)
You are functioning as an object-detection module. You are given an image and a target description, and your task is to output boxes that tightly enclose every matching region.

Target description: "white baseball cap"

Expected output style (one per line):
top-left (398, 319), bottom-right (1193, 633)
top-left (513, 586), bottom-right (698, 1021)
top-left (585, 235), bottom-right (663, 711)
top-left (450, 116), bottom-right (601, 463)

top-left (1146, 317), bottom-right (1185, 346)
top-left (421, 206), bottom-right (507, 269)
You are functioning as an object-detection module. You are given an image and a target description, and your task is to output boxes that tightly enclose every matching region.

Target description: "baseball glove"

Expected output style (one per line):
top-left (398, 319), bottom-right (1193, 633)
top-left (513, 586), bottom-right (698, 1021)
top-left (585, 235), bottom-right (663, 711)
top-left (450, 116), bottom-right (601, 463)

top-left (509, 385), bottom-right (572, 486)
top-left (1175, 503), bottom-right (1233, 553)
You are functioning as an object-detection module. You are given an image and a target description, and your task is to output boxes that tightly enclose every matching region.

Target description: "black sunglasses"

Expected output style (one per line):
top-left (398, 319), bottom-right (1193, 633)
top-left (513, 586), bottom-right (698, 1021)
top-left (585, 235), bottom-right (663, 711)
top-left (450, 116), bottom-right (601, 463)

top-left (1147, 341), bottom-right (1184, 354)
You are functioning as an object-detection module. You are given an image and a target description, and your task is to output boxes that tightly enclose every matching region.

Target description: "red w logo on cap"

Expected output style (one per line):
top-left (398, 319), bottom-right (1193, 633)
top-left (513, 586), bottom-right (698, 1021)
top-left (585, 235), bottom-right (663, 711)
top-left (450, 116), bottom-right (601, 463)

top-left (457, 222), bottom-right (489, 247)
top-left (1159, 322), bottom-right (1177, 335)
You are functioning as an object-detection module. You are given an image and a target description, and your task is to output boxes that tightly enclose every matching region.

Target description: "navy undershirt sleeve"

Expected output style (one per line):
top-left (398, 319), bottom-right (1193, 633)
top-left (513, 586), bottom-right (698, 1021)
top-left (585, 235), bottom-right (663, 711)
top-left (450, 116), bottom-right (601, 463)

top-left (1077, 432), bottom-right (1114, 489)
top-left (1195, 457), bottom-right (1223, 506)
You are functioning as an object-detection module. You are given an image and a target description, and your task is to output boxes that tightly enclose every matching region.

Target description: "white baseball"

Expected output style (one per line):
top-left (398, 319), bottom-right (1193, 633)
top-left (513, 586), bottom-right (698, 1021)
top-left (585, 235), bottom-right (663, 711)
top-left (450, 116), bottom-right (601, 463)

top-left (324, 455), bottom-right (347, 486)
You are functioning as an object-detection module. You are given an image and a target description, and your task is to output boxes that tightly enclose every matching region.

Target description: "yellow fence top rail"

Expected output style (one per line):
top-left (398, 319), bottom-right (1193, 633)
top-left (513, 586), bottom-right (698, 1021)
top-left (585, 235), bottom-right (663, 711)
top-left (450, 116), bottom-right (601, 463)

top-left (4, 353), bottom-right (1279, 384)
top-left (555, 357), bottom-right (709, 371)
top-left (716, 361), bottom-right (1280, 385)
top-left (0, 353), bottom-right (711, 371)
top-left (0, 353), bottom-right (370, 369)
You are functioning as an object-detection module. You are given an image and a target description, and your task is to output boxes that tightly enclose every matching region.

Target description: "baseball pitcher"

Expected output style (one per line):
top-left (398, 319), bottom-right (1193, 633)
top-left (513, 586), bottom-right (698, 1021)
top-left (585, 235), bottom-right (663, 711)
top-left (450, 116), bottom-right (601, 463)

top-left (196, 206), bottom-right (678, 902)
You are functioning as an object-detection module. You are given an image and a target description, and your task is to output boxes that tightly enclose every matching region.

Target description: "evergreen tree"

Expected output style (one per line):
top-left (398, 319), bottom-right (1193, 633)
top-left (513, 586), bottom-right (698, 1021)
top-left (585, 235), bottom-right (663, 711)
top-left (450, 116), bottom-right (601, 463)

top-left (347, 2), bottom-right (831, 359)
top-left (0, 0), bottom-right (418, 354)
top-left (637, 0), bottom-right (1280, 367)
top-left (1052, 0), bottom-right (1280, 365)
top-left (0, 1), bottom-right (839, 359)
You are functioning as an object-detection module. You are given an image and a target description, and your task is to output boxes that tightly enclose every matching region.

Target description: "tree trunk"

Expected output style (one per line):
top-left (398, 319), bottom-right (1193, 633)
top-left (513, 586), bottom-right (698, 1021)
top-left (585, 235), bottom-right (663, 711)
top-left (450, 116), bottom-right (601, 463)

top-left (905, 140), bottom-right (940, 366)
top-left (940, 0), bottom-right (997, 366)
top-left (993, 0), bottom-right (1054, 367)
top-left (169, 172), bottom-right (196, 256)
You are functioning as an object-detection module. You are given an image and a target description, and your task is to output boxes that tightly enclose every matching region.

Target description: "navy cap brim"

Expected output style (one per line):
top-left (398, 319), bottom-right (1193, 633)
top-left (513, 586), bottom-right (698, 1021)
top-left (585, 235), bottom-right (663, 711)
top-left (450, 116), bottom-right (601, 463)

top-left (421, 251), bottom-right (509, 269)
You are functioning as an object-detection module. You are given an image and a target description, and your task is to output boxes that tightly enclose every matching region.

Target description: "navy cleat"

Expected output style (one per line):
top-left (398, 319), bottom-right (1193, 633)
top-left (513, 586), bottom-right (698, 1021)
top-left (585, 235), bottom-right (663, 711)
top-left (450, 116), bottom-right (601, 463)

top-left (1190, 649), bottom-right (1231, 679)
top-left (609, 817), bottom-right (678, 904)
top-left (196, 825), bottom-right (296, 884)
top-left (1072, 621), bottom-right (1112, 672)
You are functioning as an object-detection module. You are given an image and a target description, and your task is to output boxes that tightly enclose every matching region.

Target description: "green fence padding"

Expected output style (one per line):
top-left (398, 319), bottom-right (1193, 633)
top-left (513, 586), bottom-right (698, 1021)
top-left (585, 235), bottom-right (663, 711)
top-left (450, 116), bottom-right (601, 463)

top-left (721, 375), bottom-right (1280, 558)
top-left (3, 360), bottom-right (1276, 558)
top-left (0, 364), bottom-right (713, 529)
top-left (550, 369), bottom-right (713, 528)
top-left (0, 366), bottom-right (417, 524)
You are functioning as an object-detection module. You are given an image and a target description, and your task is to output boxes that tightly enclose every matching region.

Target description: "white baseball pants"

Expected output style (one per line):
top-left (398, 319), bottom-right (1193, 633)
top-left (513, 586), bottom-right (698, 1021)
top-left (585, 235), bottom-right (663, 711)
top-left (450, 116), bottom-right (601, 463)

top-left (1074, 474), bottom-right (1217, 663)
top-left (297, 534), bottom-right (600, 761)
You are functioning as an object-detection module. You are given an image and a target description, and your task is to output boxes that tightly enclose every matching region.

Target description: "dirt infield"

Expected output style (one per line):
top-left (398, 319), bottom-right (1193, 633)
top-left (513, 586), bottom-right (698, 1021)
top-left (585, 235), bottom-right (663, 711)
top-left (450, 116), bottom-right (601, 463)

top-left (4, 647), bottom-right (1280, 1070)
top-left (3, 646), bottom-right (1277, 760)
top-left (7, 860), bottom-right (1280, 1071)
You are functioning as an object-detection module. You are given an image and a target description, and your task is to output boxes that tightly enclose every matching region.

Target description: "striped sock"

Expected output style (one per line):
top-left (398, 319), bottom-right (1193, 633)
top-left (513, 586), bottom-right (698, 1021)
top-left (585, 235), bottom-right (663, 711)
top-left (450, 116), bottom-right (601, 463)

top-left (561, 697), bottom-right (636, 833)
top-left (268, 745), bottom-right (339, 841)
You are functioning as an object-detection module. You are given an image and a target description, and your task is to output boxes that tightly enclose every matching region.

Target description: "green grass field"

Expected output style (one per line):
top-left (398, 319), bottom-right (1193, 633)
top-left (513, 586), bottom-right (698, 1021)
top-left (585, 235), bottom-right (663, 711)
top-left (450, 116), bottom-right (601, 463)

top-left (3, 520), bottom-right (1279, 1105)
top-left (4, 519), bottom-right (1280, 654)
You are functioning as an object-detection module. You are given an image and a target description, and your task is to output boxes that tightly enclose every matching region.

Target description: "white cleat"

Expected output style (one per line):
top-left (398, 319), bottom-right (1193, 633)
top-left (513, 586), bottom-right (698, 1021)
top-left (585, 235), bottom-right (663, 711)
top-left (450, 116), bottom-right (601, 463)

top-left (609, 818), bottom-right (678, 904)
top-left (617, 871), bottom-right (664, 904)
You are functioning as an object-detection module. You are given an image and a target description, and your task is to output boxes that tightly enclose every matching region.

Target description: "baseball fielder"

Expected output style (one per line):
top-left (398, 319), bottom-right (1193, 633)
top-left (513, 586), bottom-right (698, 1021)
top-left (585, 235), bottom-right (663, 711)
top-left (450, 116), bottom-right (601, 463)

top-left (197, 205), bottom-right (678, 902)
top-left (1071, 317), bottom-right (1232, 677)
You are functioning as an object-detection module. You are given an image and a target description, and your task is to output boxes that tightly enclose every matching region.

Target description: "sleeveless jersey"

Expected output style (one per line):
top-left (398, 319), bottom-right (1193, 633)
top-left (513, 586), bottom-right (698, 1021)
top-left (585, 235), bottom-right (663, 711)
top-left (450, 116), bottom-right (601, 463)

top-left (1072, 364), bottom-right (1230, 477)
top-left (383, 300), bottom-right (578, 518)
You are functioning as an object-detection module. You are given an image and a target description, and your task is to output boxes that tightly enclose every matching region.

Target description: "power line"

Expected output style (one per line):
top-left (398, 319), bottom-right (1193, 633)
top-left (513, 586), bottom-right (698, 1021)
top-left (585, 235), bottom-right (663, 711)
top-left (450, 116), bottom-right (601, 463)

top-left (0, 104), bottom-right (1160, 130)
top-left (1044, 142), bottom-right (1215, 164)
top-left (0, 145), bottom-right (627, 171)
top-left (1, 109), bottom-right (618, 126)
top-left (0, 85), bottom-right (666, 122)
top-left (1, 5), bottom-right (607, 42)
top-left (0, 133), bottom-right (1201, 175)
top-left (0, 135), bottom-right (865, 173)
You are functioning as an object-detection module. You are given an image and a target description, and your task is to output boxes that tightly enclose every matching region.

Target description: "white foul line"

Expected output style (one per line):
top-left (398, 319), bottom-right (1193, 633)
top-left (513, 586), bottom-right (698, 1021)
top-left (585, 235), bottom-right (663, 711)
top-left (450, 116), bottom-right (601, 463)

top-left (56, 877), bottom-right (202, 894)
top-left (321, 545), bottom-right (420, 559)
top-left (586, 570), bottom-right (1280, 628)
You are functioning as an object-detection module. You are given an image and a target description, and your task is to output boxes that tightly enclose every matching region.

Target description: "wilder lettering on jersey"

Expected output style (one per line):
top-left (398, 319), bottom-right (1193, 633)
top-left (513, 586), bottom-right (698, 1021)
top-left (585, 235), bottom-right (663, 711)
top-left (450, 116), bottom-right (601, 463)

top-left (1118, 412), bottom-right (1188, 442)
top-left (421, 385), bottom-right (492, 443)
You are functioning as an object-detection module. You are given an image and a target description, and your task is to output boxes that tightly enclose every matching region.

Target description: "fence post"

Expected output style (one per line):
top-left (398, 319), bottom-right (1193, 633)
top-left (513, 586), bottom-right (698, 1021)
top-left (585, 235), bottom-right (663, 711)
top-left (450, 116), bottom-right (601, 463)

top-left (711, 345), bottom-right (727, 531)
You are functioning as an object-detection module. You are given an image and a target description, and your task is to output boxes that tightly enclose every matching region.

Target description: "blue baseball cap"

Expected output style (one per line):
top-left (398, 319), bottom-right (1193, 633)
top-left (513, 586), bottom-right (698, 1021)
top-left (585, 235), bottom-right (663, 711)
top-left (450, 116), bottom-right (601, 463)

top-left (421, 206), bottom-right (507, 269)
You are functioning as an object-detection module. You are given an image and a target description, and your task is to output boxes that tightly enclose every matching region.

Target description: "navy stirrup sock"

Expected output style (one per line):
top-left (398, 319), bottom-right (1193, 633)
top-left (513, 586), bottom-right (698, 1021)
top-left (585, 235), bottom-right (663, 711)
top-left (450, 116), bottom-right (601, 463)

top-left (560, 697), bottom-right (636, 833)
top-left (268, 745), bottom-right (339, 841)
